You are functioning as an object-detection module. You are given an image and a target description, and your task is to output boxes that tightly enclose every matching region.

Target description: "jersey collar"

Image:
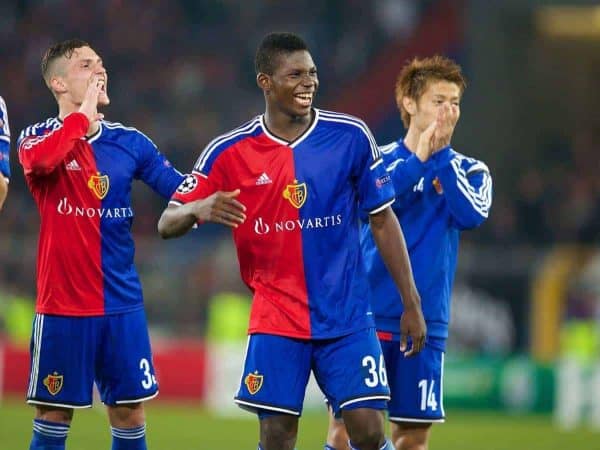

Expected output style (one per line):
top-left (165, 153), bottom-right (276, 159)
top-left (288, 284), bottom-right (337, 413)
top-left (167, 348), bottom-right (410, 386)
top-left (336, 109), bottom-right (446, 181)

top-left (259, 108), bottom-right (319, 148)
top-left (56, 116), bottom-right (103, 143)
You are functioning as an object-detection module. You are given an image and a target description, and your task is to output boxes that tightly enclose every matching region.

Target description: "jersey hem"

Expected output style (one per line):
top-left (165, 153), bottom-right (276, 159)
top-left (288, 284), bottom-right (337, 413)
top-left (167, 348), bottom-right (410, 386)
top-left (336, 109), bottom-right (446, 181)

top-left (35, 303), bottom-right (144, 317)
top-left (375, 317), bottom-right (448, 340)
top-left (248, 323), bottom-right (373, 340)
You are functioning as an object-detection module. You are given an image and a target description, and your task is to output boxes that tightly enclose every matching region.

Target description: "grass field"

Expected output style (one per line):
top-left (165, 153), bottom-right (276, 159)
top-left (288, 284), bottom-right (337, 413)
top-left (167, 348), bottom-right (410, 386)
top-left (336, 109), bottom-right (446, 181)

top-left (1, 398), bottom-right (598, 450)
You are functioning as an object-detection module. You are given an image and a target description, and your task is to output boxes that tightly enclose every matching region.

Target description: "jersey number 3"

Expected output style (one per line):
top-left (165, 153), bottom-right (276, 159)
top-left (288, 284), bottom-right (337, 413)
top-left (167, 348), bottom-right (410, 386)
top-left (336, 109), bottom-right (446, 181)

top-left (140, 358), bottom-right (156, 390)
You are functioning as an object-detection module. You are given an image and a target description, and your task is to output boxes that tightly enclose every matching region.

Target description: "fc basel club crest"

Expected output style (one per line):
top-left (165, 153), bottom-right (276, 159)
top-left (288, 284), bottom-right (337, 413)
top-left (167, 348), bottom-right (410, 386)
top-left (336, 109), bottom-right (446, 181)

top-left (245, 371), bottom-right (263, 395)
top-left (88, 172), bottom-right (110, 199)
top-left (43, 372), bottom-right (64, 396)
top-left (282, 180), bottom-right (307, 209)
top-left (432, 177), bottom-right (443, 194)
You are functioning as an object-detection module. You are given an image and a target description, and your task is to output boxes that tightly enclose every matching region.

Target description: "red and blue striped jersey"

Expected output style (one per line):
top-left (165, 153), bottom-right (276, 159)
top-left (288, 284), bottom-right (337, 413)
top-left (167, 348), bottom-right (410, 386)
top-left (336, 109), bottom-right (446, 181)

top-left (0, 96), bottom-right (10, 179)
top-left (18, 112), bottom-right (184, 316)
top-left (171, 109), bottom-right (395, 339)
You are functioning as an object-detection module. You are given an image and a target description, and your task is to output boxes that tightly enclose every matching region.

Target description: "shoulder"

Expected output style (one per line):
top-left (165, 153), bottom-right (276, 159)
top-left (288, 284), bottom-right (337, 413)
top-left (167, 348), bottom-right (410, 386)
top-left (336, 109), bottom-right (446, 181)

top-left (101, 120), bottom-right (156, 147)
top-left (317, 109), bottom-right (379, 160)
top-left (19, 117), bottom-right (61, 141)
top-left (317, 109), bottom-right (375, 137)
top-left (377, 141), bottom-right (403, 166)
top-left (379, 142), bottom-right (399, 154)
top-left (448, 149), bottom-right (490, 175)
top-left (194, 116), bottom-right (262, 172)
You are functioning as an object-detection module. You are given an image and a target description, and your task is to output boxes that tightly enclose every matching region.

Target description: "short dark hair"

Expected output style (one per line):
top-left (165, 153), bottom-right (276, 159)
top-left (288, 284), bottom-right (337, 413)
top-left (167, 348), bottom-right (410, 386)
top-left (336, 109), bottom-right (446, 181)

top-left (41, 39), bottom-right (90, 82)
top-left (255, 32), bottom-right (309, 75)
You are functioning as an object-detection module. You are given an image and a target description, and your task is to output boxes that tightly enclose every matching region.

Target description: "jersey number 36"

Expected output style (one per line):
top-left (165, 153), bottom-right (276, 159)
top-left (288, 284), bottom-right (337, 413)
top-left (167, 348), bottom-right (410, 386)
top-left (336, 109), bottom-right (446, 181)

top-left (362, 354), bottom-right (388, 387)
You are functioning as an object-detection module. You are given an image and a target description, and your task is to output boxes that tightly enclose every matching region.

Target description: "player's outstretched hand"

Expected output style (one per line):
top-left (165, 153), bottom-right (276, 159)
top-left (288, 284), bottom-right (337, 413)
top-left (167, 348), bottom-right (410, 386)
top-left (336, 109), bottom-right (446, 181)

top-left (79, 74), bottom-right (104, 123)
top-left (193, 189), bottom-right (246, 228)
top-left (399, 303), bottom-right (427, 357)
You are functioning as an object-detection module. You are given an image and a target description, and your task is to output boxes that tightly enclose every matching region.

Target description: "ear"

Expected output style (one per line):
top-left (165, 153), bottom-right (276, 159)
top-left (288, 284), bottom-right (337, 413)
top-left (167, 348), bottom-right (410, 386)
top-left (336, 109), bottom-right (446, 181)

top-left (402, 96), bottom-right (417, 116)
top-left (49, 76), bottom-right (67, 95)
top-left (256, 73), bottom-right (271, 92)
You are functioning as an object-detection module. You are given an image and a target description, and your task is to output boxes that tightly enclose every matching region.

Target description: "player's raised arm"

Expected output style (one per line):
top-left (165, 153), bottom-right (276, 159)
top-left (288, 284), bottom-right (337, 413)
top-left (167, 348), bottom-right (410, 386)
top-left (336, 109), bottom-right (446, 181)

top-left (19, 76), bottom-right (103, 176)
top-left (369, 207), bottom-right (426, 356)
top-left (158, 188), bottom-right (246, 238)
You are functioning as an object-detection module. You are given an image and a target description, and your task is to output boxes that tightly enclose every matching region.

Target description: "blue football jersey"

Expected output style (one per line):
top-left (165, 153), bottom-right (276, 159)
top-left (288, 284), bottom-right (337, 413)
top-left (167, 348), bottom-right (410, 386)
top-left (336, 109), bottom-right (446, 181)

top-left (0, 96), bottom-right (10, 178)
top-left (362, 139), bottom-right (492, 339)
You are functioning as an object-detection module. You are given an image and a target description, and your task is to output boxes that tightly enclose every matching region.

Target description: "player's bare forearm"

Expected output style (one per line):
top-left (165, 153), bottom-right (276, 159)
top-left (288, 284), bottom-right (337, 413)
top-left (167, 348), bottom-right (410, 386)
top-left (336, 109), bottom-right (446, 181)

top-left (369, 207), bottom-right (419, 308)
top-left (0, 176), bottom-right (7, 211)
top-left (158, 203), bottom-right (198, 238)
top-left (158, 190), bottom-right (246, 239)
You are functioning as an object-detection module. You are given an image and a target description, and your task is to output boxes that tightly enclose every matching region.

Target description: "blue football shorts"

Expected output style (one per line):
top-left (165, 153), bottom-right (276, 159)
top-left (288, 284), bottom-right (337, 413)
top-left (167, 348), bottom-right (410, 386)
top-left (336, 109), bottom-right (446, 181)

top-left (235, 327), bottom-right (390, 417)
top-left (379, 333), bottom-right (446, 423)
top-left (26, 309), bottom-right (158, 408)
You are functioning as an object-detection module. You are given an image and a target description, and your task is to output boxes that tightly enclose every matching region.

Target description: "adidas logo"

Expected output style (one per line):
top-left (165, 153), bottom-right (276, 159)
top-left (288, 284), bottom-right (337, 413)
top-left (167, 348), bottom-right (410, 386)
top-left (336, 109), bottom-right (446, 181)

top-left (65, 159), bottom-right (81, 171)
top-left (255, 172), bottom-right (272, 185)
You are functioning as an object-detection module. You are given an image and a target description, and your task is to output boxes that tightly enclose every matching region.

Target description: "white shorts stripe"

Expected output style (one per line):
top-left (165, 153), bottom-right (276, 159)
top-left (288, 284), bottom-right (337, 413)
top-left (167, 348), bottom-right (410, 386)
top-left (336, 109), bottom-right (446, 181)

top-left (388, 416), bottom-right (446, 423)
top-left (234, 399), bottom-right (300, 416)
top-left (339, 394), bottom-right (390, 409)
top-left (114, 391), bottom-right (159, 404)
top-left (27, 314), bottom-right (43, 398)
top-left (27, 399), bottom-right (92, 409)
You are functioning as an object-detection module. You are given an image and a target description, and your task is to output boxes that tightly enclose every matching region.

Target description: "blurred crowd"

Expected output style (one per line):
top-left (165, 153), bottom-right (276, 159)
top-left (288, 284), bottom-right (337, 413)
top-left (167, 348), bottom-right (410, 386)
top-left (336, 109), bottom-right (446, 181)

top-left (0, 0), bottom-right (598, 337)
top-left (0, 0), bottom-right (424, 237)
top-left (0, 0), bottom-right (426, 332)
top-left (477, 124), bottom-right (600, 247)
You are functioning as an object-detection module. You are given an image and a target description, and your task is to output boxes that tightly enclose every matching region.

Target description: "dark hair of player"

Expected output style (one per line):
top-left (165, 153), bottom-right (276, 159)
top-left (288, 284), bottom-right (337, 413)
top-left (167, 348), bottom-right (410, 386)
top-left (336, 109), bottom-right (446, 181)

top-left (41, 39), bottom-right (91, 83)
top-left (255, 32), bottom-right (309, 75)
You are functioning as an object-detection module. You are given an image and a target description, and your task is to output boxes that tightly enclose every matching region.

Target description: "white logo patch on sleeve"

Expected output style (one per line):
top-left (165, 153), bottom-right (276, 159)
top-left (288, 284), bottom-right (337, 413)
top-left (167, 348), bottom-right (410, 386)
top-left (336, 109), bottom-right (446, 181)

top-left (177, 175), bottom-right (198, 194)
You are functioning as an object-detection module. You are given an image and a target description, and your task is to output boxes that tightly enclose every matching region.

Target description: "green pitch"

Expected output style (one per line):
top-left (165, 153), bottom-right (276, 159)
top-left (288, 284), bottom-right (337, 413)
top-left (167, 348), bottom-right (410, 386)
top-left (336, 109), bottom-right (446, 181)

top-left (1, 398), bottom-right (597, 449)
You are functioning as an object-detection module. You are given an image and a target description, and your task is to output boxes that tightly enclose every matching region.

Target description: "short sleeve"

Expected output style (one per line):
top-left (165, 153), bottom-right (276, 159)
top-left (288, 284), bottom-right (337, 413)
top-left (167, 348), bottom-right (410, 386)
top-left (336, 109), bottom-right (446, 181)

top-left (170, 149), bottom-right (227, 206)
top-left (134, 131), bottom-right (184, 199)
top-left (354, 125), bottom-right (395, 214)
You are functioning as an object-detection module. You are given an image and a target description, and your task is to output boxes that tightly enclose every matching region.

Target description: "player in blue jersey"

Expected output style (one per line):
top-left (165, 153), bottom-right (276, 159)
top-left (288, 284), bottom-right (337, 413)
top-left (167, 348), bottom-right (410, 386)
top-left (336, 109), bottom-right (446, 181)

top-left (325, 56), bottom-right (493, 450)
top-left (159, 32), bottom-right (426, 450)
top-left (0, 95), bottom-right (10, 210)
top-left (18, 39), bottom-right (238, 450)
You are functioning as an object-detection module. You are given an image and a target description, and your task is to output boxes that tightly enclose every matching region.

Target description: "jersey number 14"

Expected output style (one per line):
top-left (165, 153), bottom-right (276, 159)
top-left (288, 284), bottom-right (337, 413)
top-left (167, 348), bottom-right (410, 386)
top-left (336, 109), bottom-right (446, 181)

top-left (418, 379), bottom-right (438, 411)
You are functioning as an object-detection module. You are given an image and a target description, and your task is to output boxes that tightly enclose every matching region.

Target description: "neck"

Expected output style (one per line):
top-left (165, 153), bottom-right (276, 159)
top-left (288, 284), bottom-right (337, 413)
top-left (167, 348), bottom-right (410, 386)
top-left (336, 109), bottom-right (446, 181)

top-left (58, 102), bottom-right (100, 137)
top-left (264, 106), bottom-right (313, 142)
top-left (403, 125), bottom-right (421, 153)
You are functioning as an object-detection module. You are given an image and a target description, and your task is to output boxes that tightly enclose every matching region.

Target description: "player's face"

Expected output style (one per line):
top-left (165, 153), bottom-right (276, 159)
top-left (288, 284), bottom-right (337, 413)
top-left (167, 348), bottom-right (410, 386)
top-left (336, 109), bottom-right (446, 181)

top-left (61, 46), bottom-right (109, 107)
top-left (268, 50), bottom-right (318, 118)
top-left (412, 80), bottom-right (460, 131)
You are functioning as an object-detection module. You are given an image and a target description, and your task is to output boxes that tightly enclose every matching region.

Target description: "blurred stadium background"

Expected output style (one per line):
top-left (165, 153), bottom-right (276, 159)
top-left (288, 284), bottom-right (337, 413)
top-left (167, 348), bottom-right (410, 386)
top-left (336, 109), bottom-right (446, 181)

top-left (1, 0), bottom-right (600, 448)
